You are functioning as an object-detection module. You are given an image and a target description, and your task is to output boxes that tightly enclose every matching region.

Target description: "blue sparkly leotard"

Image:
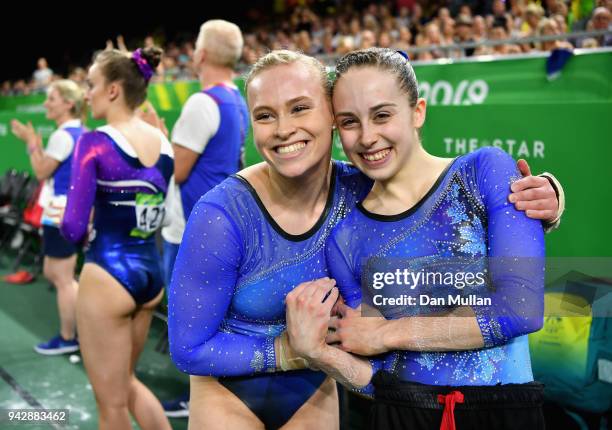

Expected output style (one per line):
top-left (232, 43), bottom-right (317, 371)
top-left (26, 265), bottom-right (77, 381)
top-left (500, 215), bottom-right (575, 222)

top-left (326, 148), bottom-right (545, 393)
top-left (61, 126), bottom-right (174, 304)
top-left (168, 161), bottom-right (371, 428)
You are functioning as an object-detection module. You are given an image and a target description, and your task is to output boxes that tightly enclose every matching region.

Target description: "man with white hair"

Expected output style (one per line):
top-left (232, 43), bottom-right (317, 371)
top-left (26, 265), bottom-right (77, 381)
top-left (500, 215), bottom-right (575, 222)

top-left (161, 19), bottom-right (249, 418)
top-left (590, 7), bottom-right (612, 46)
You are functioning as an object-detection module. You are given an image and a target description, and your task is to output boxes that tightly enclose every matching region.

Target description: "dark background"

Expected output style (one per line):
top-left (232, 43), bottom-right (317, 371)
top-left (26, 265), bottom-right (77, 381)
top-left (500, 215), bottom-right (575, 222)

top-left (0, 2), bottom-right (271, 81)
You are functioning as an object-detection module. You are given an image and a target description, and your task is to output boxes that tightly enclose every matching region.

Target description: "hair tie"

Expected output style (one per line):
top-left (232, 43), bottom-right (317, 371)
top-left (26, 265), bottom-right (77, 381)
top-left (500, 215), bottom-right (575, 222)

top-left (396, 50), bottom-right (410, 62)
top-left (131, 49), bottom-right (154, 83)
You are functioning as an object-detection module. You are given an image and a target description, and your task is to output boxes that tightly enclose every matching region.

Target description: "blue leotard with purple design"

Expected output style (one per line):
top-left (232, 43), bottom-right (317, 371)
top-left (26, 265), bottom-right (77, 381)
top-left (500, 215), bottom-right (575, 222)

top-left (62, 126), bottom-right (173, 304)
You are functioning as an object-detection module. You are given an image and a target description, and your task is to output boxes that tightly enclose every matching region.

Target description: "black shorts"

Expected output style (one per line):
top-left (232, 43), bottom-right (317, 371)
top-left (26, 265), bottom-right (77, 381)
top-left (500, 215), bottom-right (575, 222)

top-left (370, 371), bottom-right (545, 430)
top-left (42, 226), bottom-right (77, 258)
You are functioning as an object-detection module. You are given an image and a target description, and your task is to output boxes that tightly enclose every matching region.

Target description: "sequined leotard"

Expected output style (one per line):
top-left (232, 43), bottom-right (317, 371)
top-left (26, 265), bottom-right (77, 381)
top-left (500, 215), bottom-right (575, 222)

top-left (326, 148), bottom-right (545, 393)
top-left (168, 161), bottom-right (372, 428)
top-left (61, 125), bottom-right (174, 304)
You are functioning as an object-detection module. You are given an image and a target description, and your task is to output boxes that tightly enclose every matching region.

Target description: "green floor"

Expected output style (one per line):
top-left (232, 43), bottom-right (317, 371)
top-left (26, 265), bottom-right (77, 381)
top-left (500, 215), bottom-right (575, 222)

top-left (0, 269), bottom-right (189, 430)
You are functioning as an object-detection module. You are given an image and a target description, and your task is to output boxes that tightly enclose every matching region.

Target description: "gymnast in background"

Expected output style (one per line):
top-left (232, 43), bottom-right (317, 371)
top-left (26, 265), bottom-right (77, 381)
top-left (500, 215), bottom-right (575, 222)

top-left (62, 47), bottom-right (172, 430)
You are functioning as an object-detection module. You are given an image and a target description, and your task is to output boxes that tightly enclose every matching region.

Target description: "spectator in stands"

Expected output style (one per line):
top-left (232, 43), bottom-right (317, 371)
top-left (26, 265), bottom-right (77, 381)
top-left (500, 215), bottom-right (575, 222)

top-left (164, 43), bottom-right (181, 62)
top-left (456, 14), bottom-right (476, 56)
top-left (459, 4), bottom-right (473, 18)
top-left (378, 31), bottom-right (392, 48)
top-left (176, 41), bottom-right (195, 79)
top-left (243, 47), bottom-right (258, 65)
top-left (360, 29), bottom-right (377, 49)
top-left (256, 28), bottom-right (273, 48)
top-left (581, 37), bottom-right (600, 47)
top-left (13, 79), bottom-right (31, 96)
top-left (394, 26), bottom-right (413, 51)
top-left (441, 16), bottom-right (456, 45)
top-left (363, 13), bottom-right (380, 34)
top-left (552, 0), bottom-right (569, 18)
top-left (553, 13), bottom-right (569, 34)
top-left (472, 14), bottom-right (488, 41)
top-left (161, 56), bottom-right (180, 82)
top-left (321, 30), bottom-right (336, 54)
top-left (296, 30), bottom-right (318, 55)
top-left (408, 3), bottom-right (426, 41)
top-left (144, 35), bottom-right (155, 49)
top-left (1, 81), bottom-right (12, 96)
top-left (349, 17), bottom-right (363, 47)
top-left (396, 5), bottom-right (411, 29)
top-left (437, 6), bottom-right (451, 23)
top-left (381, 16), bottom-right (400, 40)
top-left (523, 3), bottom-right (545, 36)
top-left (495, 19), bottom-right (523, 54)
top-left (492, 0), bottom-right (512, 24)
top-left (336, 35), bottom-right (356, 54)
top-left (379, 3), bottom-right (393, 21)
top-left (420, 22), bottom-right (445, 59)
top-left (588, 6), bottom-right (612, 46)
top-left (4, 1), bottom-right (601, 89)
top-left (441, 16), bottom-right (466, 57)
top-left (68, 67), bottom-right (87, 88)
top-left (536, 18), bottom-right (574, 51)
top-left (476, 18), bottom-right (522, 55)
top-left (33, 57), bottom-right (53, 92)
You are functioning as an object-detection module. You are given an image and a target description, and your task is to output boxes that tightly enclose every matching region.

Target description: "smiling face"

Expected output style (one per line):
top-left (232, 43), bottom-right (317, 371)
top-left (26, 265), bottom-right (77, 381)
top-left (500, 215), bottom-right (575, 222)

top-left (333, 66), bottom-right (425, 182)
top-left (247, 61), bottom-right (334, 179)
top-left (43, 88), bottom-right (73, 122)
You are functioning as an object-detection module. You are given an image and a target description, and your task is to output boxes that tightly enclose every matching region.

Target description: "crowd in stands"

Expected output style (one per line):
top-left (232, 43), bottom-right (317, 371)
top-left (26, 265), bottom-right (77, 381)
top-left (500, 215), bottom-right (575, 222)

top-left (2, 0), bottom-right (610, 96)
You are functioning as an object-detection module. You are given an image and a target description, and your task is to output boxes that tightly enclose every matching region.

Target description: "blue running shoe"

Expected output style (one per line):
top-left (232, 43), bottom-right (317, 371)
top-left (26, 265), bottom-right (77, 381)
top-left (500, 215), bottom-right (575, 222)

top-left (162, 396), bottom-right (190, 418)
top-left (34, 335), bottom-right (79, 355)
